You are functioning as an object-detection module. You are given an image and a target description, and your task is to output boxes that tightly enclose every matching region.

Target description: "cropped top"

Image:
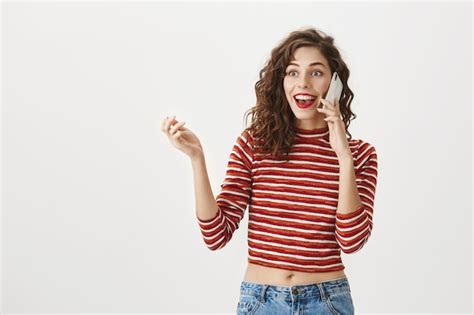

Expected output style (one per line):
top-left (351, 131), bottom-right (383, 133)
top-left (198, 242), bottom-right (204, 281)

top-left (196, 125), bottom-right (378, 273)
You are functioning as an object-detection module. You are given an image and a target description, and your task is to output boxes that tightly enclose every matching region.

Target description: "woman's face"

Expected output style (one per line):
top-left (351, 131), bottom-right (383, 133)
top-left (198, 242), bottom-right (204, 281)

top-left (283, 46), bottom-right (332, 128)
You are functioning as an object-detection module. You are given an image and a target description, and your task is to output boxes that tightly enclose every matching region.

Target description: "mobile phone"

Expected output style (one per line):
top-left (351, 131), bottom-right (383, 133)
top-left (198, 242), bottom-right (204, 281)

top-left (319, 72), bottom-right (343, 108)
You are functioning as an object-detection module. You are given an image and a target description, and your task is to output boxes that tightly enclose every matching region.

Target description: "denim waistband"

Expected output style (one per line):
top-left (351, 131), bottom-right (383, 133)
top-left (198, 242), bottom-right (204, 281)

top-left (240, 276), bottom-right (351, 302)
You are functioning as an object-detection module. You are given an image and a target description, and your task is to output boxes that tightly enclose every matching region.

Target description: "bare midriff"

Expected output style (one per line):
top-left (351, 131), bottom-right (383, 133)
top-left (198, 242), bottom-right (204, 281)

top-left (243, 262), bottom-right (347, 287)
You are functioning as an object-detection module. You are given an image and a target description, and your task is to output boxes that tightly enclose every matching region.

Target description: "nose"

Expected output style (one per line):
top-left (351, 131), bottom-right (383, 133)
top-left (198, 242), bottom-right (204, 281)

top-left (298, 73), bottom-right (310, 88)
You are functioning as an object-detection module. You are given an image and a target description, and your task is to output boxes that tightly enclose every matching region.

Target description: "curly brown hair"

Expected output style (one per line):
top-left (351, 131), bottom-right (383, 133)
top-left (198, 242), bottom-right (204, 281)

top-left (243, 27), bottom-right (356, 161)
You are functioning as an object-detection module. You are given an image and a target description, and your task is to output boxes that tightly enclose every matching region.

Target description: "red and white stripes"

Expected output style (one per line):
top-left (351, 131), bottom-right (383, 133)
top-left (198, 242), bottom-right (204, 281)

top-left (196, 127), bottom-right (378, 272)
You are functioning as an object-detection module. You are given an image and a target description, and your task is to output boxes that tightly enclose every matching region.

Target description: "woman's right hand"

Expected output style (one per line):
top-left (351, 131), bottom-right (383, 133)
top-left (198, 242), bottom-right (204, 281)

top-left (161, 115), bottom-right (204, 161)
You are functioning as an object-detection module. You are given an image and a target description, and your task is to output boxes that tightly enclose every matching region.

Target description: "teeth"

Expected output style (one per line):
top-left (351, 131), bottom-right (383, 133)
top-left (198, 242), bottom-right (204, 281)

top-left (295, 95), bottom-right (316, 100)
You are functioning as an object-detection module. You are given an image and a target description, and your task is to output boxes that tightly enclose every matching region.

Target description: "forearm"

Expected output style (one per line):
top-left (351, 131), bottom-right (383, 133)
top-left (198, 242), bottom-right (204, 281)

top-left (336, 156), bottom-right (363, 215)
top-left (191, 154), bottom-right (219, 221)
top-left (334, 145), bottom-right (378, 254)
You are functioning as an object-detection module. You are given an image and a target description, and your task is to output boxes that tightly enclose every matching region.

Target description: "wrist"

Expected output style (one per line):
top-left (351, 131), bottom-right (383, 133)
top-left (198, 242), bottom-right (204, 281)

top-left (338, 151), bottom-right (353, 161)
top-left (191, 152), bottom-right (205, 165)
top-left (338, 154), bottom-right (353, 165)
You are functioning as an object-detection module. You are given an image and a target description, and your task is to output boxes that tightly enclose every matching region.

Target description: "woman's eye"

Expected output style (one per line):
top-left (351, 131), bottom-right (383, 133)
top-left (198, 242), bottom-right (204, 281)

top-left (285, 70), bottom-right (322, 77)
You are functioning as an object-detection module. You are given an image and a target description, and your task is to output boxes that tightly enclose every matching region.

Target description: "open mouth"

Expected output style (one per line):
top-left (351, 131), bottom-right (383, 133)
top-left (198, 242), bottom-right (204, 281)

top-left (294, 96), bottom-right (317, 108)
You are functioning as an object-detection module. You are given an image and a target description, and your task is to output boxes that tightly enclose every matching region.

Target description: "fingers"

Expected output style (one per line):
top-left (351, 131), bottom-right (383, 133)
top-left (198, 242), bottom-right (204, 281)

top-left (318, 99), bottom-right (341, 117)
top-left (162, 115), bottom-right (187, 139)
top-left (172, 129), bottom-right (182, 140)
top-left (317, 107), bottom-right (342, 120)
top-left (162, 115), bottom-right (177, 133)
top-left (320, 99), bottom-right (334, 110)
top-left (170, 121), bottom-right (186, 136)
top-left (161, 117), bottom-right (168, 131)
top-left (316, 107), bottom-right (335, 115)
top-left (324, 115), bottom-right (336, 122)
top-left (322, 99), bottom-right (338, 109)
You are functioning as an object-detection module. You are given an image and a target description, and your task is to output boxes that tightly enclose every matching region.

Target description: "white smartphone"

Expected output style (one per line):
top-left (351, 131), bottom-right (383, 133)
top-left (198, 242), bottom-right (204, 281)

top-left (319, 71), bottom-right (343, 108)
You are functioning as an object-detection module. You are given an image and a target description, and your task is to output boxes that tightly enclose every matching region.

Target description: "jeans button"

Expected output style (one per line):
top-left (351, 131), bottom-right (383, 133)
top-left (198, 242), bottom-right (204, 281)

top-left (292, 287), bottom-right (298, 294)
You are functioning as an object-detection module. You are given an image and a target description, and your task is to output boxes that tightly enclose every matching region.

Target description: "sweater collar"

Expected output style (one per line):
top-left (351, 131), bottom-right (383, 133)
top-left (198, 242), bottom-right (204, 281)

top-left (295, 125), bottom-right (330, 139)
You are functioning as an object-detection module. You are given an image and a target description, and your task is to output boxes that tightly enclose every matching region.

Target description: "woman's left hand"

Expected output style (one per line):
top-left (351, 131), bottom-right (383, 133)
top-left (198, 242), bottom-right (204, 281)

top-left (317, 98), bottom-right (352, 160)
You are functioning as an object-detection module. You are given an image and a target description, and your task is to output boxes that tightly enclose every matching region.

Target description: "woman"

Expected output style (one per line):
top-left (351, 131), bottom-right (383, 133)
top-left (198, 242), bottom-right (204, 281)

top-left (162, 27), bottom-right (378, 315)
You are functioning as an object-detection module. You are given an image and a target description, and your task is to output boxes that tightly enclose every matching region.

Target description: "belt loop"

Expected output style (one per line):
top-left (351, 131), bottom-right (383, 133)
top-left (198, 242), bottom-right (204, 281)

top-left (259, 284), bottom-right (269, 303)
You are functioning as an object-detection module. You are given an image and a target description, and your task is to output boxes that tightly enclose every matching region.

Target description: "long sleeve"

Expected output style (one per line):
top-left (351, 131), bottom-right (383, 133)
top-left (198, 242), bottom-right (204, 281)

top-left (335, 141), bottom-right (378, 254)
top-left (196, 129), bottom-right (254, 250)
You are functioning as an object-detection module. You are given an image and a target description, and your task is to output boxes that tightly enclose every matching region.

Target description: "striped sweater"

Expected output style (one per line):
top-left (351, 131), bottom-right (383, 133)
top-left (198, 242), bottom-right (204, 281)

top-left (196, 125), bottom-right (378, 273)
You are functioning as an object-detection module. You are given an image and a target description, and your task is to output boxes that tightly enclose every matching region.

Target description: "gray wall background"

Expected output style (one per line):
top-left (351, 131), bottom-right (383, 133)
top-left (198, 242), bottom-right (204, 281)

top-left (2, 1), bottom-right (472, 314)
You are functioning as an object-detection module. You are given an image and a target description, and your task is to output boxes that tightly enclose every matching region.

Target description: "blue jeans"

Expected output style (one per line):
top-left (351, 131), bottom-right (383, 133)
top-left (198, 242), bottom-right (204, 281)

top-left (236, 276), bottom-right (354, 315)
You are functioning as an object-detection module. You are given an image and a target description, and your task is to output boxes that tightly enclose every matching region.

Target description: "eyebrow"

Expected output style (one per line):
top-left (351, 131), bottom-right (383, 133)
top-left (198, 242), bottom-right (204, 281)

top-left (288, 61), bottom-right (326, 69)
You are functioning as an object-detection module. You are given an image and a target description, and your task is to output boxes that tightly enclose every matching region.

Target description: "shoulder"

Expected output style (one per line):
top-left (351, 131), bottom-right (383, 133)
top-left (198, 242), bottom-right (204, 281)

top-left (239, 127), bottom-right (255, 147)
top-left (349, 137), bottom-right (377, 161)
